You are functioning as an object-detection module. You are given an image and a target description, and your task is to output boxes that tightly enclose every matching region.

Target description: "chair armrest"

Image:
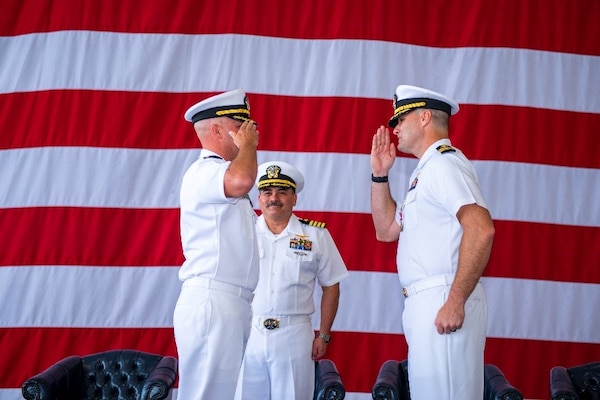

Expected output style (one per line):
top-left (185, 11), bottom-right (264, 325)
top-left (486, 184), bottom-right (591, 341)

top-left (550, 366), bottom-right (578, 400)
top-left (314, 359), bottom-right (345, 400)
top-left (371, 360), bottom-right (406, 400)
top-left (21, 356), bottom-right (82, 400)
top-left (484, 364), bottom-right (523, 400)
top-left (141, 356), bottom-right (178, 400)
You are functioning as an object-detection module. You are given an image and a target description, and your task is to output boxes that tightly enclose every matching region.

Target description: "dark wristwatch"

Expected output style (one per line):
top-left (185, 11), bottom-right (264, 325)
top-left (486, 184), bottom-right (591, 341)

top-left (317, 332), bottom-right (331, 344)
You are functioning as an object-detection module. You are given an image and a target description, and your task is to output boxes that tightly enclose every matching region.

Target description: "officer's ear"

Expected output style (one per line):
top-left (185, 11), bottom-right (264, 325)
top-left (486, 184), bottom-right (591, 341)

top-left (210, 122), bottom-right (223, 137)
top-left (419, 109), bottom-right (432, 126)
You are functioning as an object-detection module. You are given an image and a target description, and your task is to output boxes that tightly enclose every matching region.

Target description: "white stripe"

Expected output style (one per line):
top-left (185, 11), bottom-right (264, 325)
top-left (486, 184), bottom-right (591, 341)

top-left (0, 147), bottom-right (197, 209)
top-left (0, 389), bottom-right (23, 400)
top-left (1, 32), bottom-right (599, 113)
top-left (170, 390), bottom-right (369, 400)
top-left (0, 266), bottom-right (181, 328)
top-left (481, 277), bottom-right (600, 343)
top-left (0, 387), bottom-right (373, 400)
top-left (342, 394), bottom-right (371, 400)
top-left (2, 267), bottom-right (598, 343)
top-left (327, 272), bottom-right (600, 344)
top-left (2, 148), bottom-right (599, 227)
top-left (0, 385), bottom-right (542, 399)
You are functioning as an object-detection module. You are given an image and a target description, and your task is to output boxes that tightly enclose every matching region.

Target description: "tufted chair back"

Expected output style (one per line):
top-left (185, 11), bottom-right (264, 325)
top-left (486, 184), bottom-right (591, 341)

top-left (22, 349), bottom-right (177, 400)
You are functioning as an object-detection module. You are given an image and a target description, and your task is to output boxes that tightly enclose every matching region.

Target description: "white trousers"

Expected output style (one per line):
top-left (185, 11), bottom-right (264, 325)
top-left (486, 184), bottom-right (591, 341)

top-left (173, 282), bottom-right (252, 400)
top-left (403, 282), bottom-right (487, 400)
top-left (235, 316), bottom-right (315, 400)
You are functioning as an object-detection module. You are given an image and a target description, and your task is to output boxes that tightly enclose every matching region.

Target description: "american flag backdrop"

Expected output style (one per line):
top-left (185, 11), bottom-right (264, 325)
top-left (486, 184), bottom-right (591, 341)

top-left (1, 1), bottom-right (599, 399)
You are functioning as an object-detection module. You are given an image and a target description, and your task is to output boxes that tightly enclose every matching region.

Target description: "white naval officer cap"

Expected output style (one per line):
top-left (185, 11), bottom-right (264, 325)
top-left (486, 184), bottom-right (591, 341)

top-left (184, 89), bottom-right (254, 124)
top-left (388, 85), bottom-right (460, 128)
top-left (257, 161), bottom-right (305, 194)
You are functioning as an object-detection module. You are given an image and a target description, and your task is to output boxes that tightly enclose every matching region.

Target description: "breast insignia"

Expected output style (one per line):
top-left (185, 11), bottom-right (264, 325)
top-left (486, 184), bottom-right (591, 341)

top-left (436, 144), bottom-right (456, 154)
top-left (299, 218), bottom-right (327, 229)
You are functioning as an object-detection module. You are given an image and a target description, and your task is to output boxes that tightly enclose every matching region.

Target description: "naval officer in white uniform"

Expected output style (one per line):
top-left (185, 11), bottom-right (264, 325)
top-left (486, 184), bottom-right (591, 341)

top-left (174, 89), bottom-right (260, 400)
top-left (235, 161), bottom-right (349, 399)
top-left (370, 85), bottom-right (495, 399)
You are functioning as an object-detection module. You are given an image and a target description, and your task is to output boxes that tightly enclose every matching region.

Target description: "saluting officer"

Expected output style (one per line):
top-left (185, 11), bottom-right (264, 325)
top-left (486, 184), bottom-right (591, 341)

top-left (236, 161), bottom-right (348, 400)
top-left (370, 85), bottom-right (495, 399)
top-left (175, 89), bottom-right (260, 400)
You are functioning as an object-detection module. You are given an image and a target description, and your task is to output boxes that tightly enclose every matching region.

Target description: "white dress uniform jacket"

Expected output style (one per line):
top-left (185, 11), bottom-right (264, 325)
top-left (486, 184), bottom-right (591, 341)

top-left (236, 214), bottom-right (348, 400)
top-left (174, 149), bottom-right (259, 400)
top-left (395, 138), bottom-right (489, 400)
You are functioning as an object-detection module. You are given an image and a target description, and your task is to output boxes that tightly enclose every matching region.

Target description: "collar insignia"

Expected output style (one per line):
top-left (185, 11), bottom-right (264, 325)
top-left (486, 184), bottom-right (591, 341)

top-left (409, 177), bottom-right (419, 191)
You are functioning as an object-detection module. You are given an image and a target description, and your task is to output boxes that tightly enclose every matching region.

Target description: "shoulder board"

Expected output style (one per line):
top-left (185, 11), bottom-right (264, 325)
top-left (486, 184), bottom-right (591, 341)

top-left (436, 144), bottom-right (456, 154)
top-left (299, 218), bottom-right (327, 229)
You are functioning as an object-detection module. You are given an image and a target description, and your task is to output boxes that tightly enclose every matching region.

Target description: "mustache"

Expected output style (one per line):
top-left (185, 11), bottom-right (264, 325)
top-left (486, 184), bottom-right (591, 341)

top-left (266, 201), bottom-right (284, 207)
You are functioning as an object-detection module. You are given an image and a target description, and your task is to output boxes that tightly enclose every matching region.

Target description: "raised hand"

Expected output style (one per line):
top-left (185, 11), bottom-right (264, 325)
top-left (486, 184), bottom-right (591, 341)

top-left (371, 125), bottom-right (396, 175)
top-left (229, 120), bottom-right (259, 149)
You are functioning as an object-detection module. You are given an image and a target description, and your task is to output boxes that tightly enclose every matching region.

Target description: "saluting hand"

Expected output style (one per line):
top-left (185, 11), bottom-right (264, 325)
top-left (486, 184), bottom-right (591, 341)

top-left (371, 125), bottom-right (396, 175)
top-left (229, 120), bottom-right (259, 149)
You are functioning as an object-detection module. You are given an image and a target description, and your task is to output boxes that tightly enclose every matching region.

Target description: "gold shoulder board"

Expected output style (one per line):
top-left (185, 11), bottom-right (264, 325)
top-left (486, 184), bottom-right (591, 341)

top-left (299, 218), bottom-right (327, 229)
top-left (436, 144), bottom-right (456, 154)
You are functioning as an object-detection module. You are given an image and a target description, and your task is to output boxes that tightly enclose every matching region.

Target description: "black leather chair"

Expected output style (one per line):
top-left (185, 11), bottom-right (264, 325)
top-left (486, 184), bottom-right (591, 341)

top-left (484, 364), bottom-right (523, 400)
top-left (314, 359), bottom-right (345, 400)
top-left (21, 349), bottom-right (178, 400)
top-left (371, 359), bottom-right (410, 400)
top-left (371, 360), bottom-right (523, 400)
top-left (550, 361), bottom-right (600, 400)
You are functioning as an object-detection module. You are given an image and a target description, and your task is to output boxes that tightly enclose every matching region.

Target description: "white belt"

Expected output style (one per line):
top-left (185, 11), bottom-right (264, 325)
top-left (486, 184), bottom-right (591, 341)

top-left (183, 276), bottom-right (253, 301)
top-left (402, 274), bottom-right (454, 298)
top-left (255, 315), bottom-right (311, 330)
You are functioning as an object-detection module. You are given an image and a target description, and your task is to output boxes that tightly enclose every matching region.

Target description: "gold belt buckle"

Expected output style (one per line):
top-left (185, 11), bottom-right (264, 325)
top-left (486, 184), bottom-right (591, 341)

top-left (402, 288), bottom-right (408, 298)
top-left (263, 318), bottom-right (280, 330)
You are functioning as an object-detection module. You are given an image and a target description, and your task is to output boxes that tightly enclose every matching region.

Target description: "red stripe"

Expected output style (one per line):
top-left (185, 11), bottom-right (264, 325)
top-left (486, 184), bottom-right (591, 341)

top-left (2, 91), bottom-right (598, 169)
top-left (0, 207), bottom-right (184, 267)
top-left (2, 327), bottom-right (599, 399)
top-left (307, 212), bottom-right (600, 284)
top-left (0, 327), bottom-right (178, 390)
top-left (486, 220), bottom-right (600, 283)
top-left (327, 334), bottom-right (600, 398)
top-left (2, 0), bottom-right (598, 55)
top-left (451, 105), bottom-right (599, 169)
top-left (484, 337), bottom-right (600, 399)
top-left (2, 208), bottom-right (599, 284)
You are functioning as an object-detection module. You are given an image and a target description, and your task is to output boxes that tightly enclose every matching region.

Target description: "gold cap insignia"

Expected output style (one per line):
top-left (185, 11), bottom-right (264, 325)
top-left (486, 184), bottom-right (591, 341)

top-left (266, 165), bottom-right (281, 179)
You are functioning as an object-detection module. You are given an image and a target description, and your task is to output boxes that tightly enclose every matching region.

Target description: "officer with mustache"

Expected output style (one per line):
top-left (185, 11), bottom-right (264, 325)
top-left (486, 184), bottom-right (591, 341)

top-left (235, 161), bottom-right (349, 399)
